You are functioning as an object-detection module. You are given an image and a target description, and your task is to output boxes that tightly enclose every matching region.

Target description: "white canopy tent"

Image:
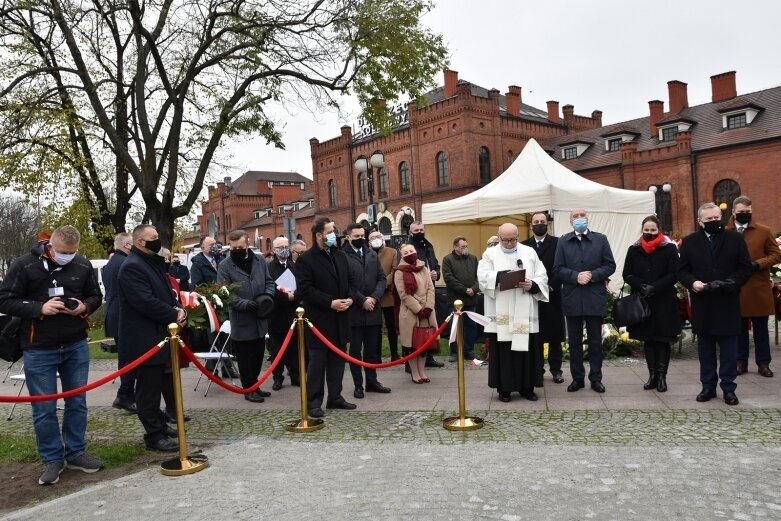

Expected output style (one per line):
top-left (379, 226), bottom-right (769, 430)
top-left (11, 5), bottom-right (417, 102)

top-left (421, 139), bottom-right (656, 291)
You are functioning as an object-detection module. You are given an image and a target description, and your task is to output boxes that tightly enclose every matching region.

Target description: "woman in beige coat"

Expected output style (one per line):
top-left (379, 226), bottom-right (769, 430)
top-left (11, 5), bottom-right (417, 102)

top-left (394, 243), bottom-right (438, 383)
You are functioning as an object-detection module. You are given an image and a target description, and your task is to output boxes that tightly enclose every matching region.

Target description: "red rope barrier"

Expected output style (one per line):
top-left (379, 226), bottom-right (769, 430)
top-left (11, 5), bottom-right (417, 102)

top-left (180, 321), bottom-right (295, 395)
top-left (307, 315), bottom-right (451, 369)
top-left (0, 340), bottom-right (166, 403)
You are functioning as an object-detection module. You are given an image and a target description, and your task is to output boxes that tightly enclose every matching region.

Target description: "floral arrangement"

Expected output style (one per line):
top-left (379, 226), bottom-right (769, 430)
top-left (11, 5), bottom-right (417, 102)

top-left (184, 281), bottom-right (242, 330)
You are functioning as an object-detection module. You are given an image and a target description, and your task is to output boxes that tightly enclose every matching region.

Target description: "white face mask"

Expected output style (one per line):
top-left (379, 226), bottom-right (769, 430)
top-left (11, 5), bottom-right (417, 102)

top-left (370, 238), bottom-right (383, 249)
top-left (53, 251), bottom-right (76, 265)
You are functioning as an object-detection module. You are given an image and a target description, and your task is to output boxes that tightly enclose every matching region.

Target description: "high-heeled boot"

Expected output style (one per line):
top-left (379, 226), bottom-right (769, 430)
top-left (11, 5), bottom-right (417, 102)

top-left (656, 344), bottom-right (670, 392)
top-left (643, 342), bottom-right (657, 390)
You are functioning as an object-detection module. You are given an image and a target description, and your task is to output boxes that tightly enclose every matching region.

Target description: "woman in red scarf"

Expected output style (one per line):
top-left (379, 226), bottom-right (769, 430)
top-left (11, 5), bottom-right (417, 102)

top-left (622, 216), bottom-right (681, 392)
top-left (394, 243), bottom-right (438, 383)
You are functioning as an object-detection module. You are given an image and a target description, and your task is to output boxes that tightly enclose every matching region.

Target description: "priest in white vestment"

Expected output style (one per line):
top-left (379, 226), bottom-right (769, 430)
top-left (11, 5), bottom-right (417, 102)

top-left (478, 223), bottom-right (549, 402)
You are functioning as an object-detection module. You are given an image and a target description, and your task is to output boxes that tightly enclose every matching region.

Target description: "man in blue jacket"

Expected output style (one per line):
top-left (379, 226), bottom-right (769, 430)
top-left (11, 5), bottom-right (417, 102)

top-left (190, 236), bottom-right (221, 287)
top-left (553, 208), bottom-right (616, 394)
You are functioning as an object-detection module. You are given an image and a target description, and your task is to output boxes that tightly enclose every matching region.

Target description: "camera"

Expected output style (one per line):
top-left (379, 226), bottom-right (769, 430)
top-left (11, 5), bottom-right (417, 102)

top-left (63, 298), bottom-right (80, 310)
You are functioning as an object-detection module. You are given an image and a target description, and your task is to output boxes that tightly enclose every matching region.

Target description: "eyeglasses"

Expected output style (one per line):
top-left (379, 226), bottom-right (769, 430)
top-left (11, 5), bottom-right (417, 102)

top-left (499, 237), bottom-right (518, 244)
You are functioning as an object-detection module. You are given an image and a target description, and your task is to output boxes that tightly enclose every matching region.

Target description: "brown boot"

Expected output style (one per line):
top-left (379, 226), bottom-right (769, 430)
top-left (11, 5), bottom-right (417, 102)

top-left (758, 363), bottom-right (774, 378)
top-left (736, 360), bottom-right (748, 375)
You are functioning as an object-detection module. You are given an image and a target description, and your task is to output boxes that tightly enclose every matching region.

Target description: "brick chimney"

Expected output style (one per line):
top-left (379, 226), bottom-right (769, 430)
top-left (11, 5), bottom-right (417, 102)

top-left (668, 80), bottom-right (688, 114)
top-left (488, 88), bottom-right (500, 102)
top-left (649, 100), bottom-right (664, 136)
top-left (505, 86), bottom-right (521, 117)
top-left (591, 110), bottom-right (603, 127)
top-left (546, 101), bottom-right (560, 124)
top-left (562, 104), bottom-right (574, 126)
top-left (444, 69), bottom-right (458, 98)
top-left (711, 71), bottom-right (737, 102)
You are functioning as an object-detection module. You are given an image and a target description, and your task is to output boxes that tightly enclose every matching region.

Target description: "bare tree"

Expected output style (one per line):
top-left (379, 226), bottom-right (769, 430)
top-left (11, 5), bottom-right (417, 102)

top-left (0, 195), bottom-right (40, 277)
top-left (0, 0), bottom-right (448, 247)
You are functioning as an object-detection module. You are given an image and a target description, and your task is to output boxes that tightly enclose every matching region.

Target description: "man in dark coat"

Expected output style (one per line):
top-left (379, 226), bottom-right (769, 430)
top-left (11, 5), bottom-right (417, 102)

top-left (217, 230), bottom-right (276, 403)
top-left (267, 236), bottom-right (302, 391)
top-left (678, 202), bottom-right (753, 406)
top-left (296, 217), bottom-right (360, 418)
top-left (522, 212), bottom-right (565, 383)
top-left (118, 224), bottom-right (186, 452)
top-left (103, 232), bottom-right (136, 412)
top-left (442, 235), bottom-right (480, 362)
top-left (189, 236), bottom-right (221, 287)
top-left (343, 223), bottom-right (389, 398)
top-left (168, 256), bottom-right (191, 292)
top-left (408, 220), bottom-right (444, 368)
top-left (553, 208), bottom-right (616, 394)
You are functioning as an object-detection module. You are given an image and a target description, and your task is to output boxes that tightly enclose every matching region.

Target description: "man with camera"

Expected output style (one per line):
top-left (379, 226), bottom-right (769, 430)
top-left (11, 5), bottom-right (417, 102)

top-left (0, 225), bottom-right (104, 485)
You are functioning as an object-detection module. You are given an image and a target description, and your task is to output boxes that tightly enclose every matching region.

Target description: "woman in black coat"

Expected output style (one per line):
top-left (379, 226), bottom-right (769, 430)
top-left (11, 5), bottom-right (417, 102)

top-left (622, 216), bottom-right (681, 392)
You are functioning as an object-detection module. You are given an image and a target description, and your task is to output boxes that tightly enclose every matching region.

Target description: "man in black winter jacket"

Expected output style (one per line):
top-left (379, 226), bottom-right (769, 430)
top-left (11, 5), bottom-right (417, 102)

top-left (0, 225), bottom-right (104, 485)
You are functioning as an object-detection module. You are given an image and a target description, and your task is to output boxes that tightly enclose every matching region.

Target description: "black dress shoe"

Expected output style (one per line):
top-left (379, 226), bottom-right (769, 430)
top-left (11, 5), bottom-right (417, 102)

top-left (146, 438), bottom-right (179, 452)
top-left (164, 411), bottom-right (191, 424)
top-left (591, 381), bottom-right (606, 393)
top-left (723, 391), bottom-right (739, 406)
top-left (112, 398), bottom-right (137, 414)
top-left (326, 398), bottom-right (357, 410)
top-left (425, 355), bottom-right (444, 368)
top-left (366, 383), bottom-right (391, 393)
top-left (309, 407), bottom-right (324, 418)
top-left (498, 393), bottom-right (511, 402)
top-left (272, 380), bottom-right (283, 391)
top-left (696, 388), bottom-right (717, 402)
top-left (256, 389), bottom-right (271, 398)
top-left (164, 426), bottom-right (178, 438)
top-left (353, 388), bottom-right (365, 399)
top-left (244, 390), bottom-right (265, 403)
top-left (552, 372), bottom-right (565, 384)
top-left (520, 391), bottom-right (539, 401)
top-left (567, 380), bottom-right (585, 392)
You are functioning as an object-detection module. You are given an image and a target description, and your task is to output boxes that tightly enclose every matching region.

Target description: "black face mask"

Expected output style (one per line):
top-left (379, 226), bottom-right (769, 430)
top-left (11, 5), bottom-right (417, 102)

top-left (411, 232), bottom-right (425, 243)
top-left (230, 248), bottom-right (248, 262)
top-left (172, 261), bottom-right (180, 266)
top-left (351, 238), bottom-right (365, 249)
top-left (702, 221), bottom-right (724, 235)
top-left (532, 224), bottom-right (548, 237)
top-left (144, 238), bottom-right (161, 253)
top-left (642, 232), bottom-right (658, 242)
top-left (734, 213), bottom-right (752, 225)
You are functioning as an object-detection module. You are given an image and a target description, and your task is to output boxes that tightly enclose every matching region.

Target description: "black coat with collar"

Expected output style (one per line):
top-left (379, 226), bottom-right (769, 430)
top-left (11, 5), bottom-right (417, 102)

top-left (295, 244), bottom-right (359, 349)
top-left (102, 249), bottom-right (127, 338)
top-left (522, 234), bottom-right (564, 343)
top-left (267, 257), bottom-right (300, 339)
top-left (117, 247), bottom-right (180, 365)
top-left (343, 244), bottom-right (386, 327)
top-left (190, 252), bottom-right (219, 287)
top-left (677, 229), bottom-right (753, 336)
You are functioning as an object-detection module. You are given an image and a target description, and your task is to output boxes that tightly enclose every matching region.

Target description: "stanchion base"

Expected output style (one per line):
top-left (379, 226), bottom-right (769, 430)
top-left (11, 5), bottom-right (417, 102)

top-left (285, 418), bottom-right (325, 433)
top-left (442, 416), bottom-right (485, 431)
top-left (160, 454), bottom-right (209, 476)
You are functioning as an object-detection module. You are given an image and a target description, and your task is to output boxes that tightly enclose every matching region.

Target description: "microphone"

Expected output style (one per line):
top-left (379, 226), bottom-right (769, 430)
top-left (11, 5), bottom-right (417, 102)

top-left (516, 259), bottom-right (523, 269)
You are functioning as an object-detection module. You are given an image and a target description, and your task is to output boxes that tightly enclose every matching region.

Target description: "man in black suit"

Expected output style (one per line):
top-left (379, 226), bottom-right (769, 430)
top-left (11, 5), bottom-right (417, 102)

top-left (118, 224), bottom-right (186, 452)
top-left (267, 236), bottom-right (301, 390)
top-left (295, 217), bottom-right (359, 418)
top-left (522, 212), bottom-right (565, 384)
top-left (678, 202), bottom-right (753, 406)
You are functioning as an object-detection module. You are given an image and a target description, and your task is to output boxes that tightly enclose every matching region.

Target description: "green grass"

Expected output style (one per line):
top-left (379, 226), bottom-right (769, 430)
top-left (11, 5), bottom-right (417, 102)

top-left (87, 327), bottom-right (117, 360)
top-left (0, 435), bottom-right (145, 469)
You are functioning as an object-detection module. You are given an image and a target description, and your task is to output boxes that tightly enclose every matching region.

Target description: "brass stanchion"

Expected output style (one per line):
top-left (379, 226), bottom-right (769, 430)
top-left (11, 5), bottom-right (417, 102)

top-left (286, 308), bottom-right (325, 432)
top-left (443, 300), bottom-right (484, 431)
top-left (161, 323), bottom-right (209, 476)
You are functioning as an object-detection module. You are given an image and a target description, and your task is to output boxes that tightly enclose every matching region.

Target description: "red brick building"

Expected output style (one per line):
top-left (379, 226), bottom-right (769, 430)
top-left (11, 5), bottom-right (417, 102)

top-left (545, 71), bottom-right (781, 236)
top-left (197, 171), bottom-right (315, 251)
top-left (310, 69), bottom-right (602, 235)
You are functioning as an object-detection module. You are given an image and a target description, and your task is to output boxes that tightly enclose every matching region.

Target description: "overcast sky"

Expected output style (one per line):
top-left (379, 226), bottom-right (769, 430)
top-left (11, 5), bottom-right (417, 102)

top-left (221, 0), bottom-right (781, 182)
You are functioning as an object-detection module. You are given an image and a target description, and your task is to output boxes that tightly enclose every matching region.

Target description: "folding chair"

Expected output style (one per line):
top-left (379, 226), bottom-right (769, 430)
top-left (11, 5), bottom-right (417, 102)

top-left (3, 359), bottom-right (21, 384)
top-left (6, 373), bottom-right (60, 421)
top-left (192, 321), bottom-right (238, 396)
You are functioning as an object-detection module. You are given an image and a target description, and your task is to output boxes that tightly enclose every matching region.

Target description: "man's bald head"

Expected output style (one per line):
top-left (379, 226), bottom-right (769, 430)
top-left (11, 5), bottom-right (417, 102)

top-left (498, 223), bottom-right (518, 237)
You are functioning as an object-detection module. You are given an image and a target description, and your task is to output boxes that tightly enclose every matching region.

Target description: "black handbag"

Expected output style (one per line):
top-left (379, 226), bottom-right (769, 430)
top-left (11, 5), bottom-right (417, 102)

top-left (613, 289), bottom-right (650, 327)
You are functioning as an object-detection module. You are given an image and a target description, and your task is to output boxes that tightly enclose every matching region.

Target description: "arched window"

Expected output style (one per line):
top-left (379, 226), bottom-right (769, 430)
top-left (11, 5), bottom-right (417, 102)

top-left (713, 179), bottom-right (741, 217)
top-left (650, 185), bottom-right (673, 233)
top-left (358, 172), bottom-right (367, 201)
top-left (479, 146), bottom-right (491, 184)
top-left (399, 162), bottom-right (410, 193)
top-left (401, 214), bottom-right (414, 235)
top-left (328, 179), bottom-right (336, 208)
top-left (379, 168), bottom-right (388, 197)
top-left (507, 150), bottom-right (515, 166)
top-left (359, 219), bottom-right (370, 230)
top-left (265, 238), bottom-right (272, 251)
top-left (378, 216), bottom-right (392, 235)
top-left (436, 151), bottom-right (448, 186)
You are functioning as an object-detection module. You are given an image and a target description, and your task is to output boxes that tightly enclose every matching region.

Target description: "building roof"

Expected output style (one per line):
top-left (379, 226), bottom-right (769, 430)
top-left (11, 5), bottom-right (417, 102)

top-left (542, 84), bottom-right (781, 171)
top-left (423, 81), bottom-right (552, 124)
top-left (238, 203), bottom-right (316, 229)
top-left (228, 170), bottom-right (310, 196)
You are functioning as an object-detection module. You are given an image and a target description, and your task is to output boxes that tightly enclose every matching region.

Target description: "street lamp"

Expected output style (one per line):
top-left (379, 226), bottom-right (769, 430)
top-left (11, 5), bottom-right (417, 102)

top-left (354, 150), bottom-right (384, 228)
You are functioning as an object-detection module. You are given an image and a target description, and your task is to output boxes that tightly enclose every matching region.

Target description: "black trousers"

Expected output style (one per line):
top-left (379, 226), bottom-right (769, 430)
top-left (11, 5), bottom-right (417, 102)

top-left (566, 315), bottom-right (604, 383)
top-left (270, 330), bottom-right (301, 383)
top-left (231, 338), bottom-right (264, 389)
top-left (349, 325), bottom-right (381, 389)
top-left (135, 364), bottom-right (171, 444)
top-left (381, 306), bottom-right (399, 359)
top-left (307, 347), bottom-right (346, 410)
top-left (115, 335), bottom-right (136, 401)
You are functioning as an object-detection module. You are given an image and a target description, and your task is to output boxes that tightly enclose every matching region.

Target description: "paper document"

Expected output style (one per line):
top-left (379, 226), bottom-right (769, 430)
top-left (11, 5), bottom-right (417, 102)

top-left (275, 268), bottom-right (297, 292)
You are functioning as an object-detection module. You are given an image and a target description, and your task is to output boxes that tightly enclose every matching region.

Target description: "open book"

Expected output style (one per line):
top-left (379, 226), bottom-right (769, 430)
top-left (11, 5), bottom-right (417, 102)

top-left (498, 269), bottom-right (526, 291)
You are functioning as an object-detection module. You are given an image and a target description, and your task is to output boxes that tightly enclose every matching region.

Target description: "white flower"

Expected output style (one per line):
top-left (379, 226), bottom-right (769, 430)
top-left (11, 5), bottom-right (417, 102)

top-left (219, 286), bottom-right (230, 297)
top-left (211, 294), bottom-right (224, 308)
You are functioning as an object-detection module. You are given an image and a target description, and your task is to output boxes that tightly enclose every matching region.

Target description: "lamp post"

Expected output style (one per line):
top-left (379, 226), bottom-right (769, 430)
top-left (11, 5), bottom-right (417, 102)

top-left (354, 150), bottom-right (385, 229)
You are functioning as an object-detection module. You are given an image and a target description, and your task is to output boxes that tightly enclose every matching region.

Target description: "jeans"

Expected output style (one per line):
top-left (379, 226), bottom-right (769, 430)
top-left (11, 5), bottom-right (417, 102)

top-left (449, 304), bottom-right (477, 359)
top-left (23, 339), bottom-right (90, 463)
top-left (738, 316), bottom-right (771, 365)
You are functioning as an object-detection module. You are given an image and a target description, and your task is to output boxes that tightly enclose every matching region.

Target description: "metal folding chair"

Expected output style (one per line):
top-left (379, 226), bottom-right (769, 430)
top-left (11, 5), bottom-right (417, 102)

top-left (6, 372), bottom-right (60, 421)
top-left (192, 321), bottom-right (238, 396)
top-left (3, 359), bottom-right (22, 384)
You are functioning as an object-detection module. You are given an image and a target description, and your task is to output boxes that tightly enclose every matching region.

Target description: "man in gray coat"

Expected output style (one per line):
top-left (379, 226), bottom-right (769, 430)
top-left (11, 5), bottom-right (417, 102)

top-left (217, 230), bottom-right (276, 403)
top-left (553, 208), bottom-right (616, 393)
